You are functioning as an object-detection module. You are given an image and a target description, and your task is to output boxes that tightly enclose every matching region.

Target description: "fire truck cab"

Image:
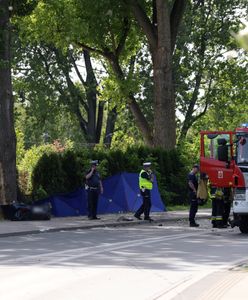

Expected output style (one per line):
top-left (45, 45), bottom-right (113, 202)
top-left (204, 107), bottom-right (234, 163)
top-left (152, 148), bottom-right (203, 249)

top-left (200, 124), bottom-right (248, 233)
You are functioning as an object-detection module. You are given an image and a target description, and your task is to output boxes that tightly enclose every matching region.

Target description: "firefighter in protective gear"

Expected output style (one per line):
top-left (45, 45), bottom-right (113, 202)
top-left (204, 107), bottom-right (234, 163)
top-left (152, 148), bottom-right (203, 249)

top-left (222, 188), bottom-right (232, 226)
top-left (211, 187), bottom-right (225, 228)
top-left (134, 162), bottom-right (154, 221)
top-left (188, 164), bottom-right (200, 227)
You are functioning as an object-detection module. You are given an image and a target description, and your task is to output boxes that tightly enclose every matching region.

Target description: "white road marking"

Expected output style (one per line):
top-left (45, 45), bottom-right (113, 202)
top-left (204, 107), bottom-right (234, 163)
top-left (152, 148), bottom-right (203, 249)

top-left (0, 230), bottom-right (206, 265)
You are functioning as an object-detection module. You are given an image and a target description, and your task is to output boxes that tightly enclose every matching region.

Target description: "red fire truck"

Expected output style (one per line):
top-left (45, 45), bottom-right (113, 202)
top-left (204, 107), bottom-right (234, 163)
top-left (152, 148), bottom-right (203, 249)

top-left (200, 124), bottom-right (248, 233)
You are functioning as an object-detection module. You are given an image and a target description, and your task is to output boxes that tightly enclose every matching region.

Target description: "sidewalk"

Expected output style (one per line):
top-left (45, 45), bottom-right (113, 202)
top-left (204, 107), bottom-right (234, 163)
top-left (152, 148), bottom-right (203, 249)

top-left (0, 209), bottom-right (211, 238)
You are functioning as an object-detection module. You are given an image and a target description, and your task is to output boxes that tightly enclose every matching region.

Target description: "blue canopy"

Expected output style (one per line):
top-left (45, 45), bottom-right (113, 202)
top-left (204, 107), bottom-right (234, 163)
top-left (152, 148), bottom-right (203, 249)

top-left (36, 172), bottom-right (165, 217)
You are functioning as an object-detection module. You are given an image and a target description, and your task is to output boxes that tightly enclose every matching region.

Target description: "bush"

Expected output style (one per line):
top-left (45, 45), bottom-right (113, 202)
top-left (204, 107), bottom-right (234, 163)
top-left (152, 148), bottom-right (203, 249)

top-left (19, 145), bottom-right (190, 205)
top-left (18, 144), bottom-right (54, 195)
top-left (32, 153), bottom-right (66, 198)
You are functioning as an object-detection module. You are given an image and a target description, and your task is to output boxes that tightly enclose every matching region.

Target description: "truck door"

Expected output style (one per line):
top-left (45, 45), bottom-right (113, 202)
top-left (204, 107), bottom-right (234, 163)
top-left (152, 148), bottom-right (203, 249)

top-left (200, 131), bottom-right (235, 187)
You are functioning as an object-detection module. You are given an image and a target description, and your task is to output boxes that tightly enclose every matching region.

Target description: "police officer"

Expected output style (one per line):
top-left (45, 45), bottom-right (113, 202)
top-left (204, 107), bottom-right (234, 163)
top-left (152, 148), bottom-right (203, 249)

top-left (85, 160), bottom-right (103, 220)
top-left (188, 164), bottom-right (200, 227)
top-left (134, 162), bottom-right (154, 221)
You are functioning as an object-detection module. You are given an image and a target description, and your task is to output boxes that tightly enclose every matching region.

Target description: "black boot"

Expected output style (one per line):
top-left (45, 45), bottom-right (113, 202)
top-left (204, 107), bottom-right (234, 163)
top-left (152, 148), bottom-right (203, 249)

top-left (190, 222), bottom-right (199, 227)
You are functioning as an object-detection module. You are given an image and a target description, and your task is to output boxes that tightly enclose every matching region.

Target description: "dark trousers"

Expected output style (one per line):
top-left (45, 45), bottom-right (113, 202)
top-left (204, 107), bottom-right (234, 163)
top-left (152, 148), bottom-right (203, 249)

top-left (223, 201), bottom-right (231, 225)
top-left (189, 192), bottom-right (198, 224)
top-left (135, 189), bottom-right (151, 219)
top-left (211, 197), bottom-right (224, 227)
top-left (87, 190), bottom-right (99, 218)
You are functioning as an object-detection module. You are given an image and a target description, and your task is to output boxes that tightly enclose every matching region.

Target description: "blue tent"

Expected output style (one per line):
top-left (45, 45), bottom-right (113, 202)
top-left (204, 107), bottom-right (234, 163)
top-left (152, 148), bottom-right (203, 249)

top-left (37, 172), bottom-right (165, 217)
top-left (36, 189), bottom-right (87, 217)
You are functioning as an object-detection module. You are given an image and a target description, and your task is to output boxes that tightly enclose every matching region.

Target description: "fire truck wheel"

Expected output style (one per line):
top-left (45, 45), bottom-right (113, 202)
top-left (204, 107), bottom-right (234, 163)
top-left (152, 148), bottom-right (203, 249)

top-left (239, 219), bottom-right (248, 234)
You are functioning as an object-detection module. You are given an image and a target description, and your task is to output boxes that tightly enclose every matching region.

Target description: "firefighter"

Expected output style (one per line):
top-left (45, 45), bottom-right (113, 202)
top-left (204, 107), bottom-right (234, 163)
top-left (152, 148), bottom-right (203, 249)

top-left (188, 164), bottom-right (200, 227)
top-left (211, 187), bottom-right (225, 228)
top-left (134, 162), bottom-right (154, 221)
top-left (222, 187), bottom-right (232, 227)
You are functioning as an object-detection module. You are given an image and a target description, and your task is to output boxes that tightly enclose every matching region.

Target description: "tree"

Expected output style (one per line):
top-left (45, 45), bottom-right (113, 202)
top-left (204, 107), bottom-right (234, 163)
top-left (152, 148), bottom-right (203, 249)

top-left (175, 0), bottom-right (248, 140)
top-left (13, 41), bottom-right (118, 147)
top-left (16, 0), bottom-right (247, 150)
top-left (126, 0), bottom-right (187, 149)
top-left (0, 0), bottom-right (17, 205)
top-left (16, 0), bottom-right (187, 149)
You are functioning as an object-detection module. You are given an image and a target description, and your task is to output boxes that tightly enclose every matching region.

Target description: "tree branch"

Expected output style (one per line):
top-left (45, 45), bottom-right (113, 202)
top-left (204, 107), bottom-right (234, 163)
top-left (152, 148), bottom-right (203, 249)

top-left (69, 52), bottom-right (86, 86)
top-left (106, 53), bottom-right (153, 146)
top-left (170, 0), bottom-right (187, 53)
top-left (128, 55), bottom-right (136, 77)
top-left (193, 76), bottom-right (213, 122)
top-left (77, 42), bottom-right (106, 57)
top-left (53, 48), bottom-right (89, 114)
top-left (152, 0), bottom-right (157, 27)
top-left (116, 17), bottom-right (130, 57)
top-left (95, 100), bottom-right (105, 143)
top-left (37, 47), bottom-right (65, 96)
top-left (127, 0), bottom-right (157, 51)
top-left (74, 104), bottom-right (88, 135)
top-left (179, 31), bottom-right (207, 139)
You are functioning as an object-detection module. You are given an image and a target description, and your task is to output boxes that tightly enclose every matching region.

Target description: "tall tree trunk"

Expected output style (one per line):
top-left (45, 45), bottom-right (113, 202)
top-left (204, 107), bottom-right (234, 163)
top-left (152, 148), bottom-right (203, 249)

top-left (128, 0), bottom-right (186, 149)
top-left (84, 50), bottom-right (97, 143)
top-left (0, 0), bottom-right (17, 205)
top-left (95, 100), bottom-right (105, 143)
top-left (152, 1), bottom-right (176, 149)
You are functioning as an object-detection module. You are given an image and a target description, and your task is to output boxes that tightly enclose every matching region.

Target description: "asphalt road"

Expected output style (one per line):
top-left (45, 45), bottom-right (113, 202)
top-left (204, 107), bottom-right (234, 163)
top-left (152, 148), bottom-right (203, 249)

top-left (0, 219), bottom-right (247, 300)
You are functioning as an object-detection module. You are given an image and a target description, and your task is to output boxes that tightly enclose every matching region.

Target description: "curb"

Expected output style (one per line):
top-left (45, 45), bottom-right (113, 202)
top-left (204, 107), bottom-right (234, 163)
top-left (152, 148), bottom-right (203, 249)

top-left (0, 213), bottom-right (211, 238)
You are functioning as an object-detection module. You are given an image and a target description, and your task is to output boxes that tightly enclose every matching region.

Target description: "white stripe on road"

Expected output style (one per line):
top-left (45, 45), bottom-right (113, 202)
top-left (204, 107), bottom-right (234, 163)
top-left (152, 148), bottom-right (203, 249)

top-left (1, 230), bottom-right (205, 265)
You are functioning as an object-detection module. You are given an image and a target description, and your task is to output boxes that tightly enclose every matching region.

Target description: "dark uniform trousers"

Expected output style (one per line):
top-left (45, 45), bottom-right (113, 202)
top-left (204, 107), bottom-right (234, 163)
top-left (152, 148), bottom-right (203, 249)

top-left (136, 189), bottom-right (151, 219)
top-left (189, 191), bottom-right (198, 224)
top-left (211, 196), bottom-right (224, 227)
top-left (87, 189), bottom-right (99, 218)
top-left (223, 189), bottom-right (231, 226)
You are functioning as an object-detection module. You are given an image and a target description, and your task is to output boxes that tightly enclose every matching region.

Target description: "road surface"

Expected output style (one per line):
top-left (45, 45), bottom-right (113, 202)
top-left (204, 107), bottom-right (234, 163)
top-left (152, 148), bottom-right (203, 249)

top-left (0, 219), bottom-right (247, 300)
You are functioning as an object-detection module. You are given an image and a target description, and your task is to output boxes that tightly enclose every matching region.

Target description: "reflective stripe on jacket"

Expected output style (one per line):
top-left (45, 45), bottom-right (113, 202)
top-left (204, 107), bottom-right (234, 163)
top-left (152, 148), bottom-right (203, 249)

top-left (139, 170), bottom-right (153, 190)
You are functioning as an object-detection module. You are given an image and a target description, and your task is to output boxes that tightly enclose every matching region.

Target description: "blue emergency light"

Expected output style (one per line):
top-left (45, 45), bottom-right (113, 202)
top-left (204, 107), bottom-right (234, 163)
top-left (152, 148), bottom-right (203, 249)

top-left (241, 123), bottom-right (248, 128)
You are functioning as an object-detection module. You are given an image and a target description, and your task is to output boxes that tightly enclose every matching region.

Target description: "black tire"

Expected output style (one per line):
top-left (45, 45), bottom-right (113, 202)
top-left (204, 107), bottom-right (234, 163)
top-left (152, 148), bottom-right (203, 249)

top-left (239, 219), bottom-right (248, 234)
top-left (14, 209), bottom-right (31, 221)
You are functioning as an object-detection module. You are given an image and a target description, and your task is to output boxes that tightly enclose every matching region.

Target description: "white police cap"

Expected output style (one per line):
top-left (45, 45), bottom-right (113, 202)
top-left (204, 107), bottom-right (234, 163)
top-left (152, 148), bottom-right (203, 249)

top-left (90, 160), bottom-right (98, 165)
top-left (143, 162), bottom-right (151, 167)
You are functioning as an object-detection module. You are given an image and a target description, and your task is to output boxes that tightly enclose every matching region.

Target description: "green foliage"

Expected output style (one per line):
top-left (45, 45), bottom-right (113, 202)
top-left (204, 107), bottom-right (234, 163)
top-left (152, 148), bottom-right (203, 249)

top-left (32, 153), bottom-right (66, 198)
top-left (19, 145), bottom-right (191, 206)
top-left (12, 0), bottom-right (38, 17)
top-left (19, 144), bottom-right (53, 174)
top-left (235, 23), bottom-right (248, 51)
top-left (175, 0), bottom-right (248, 138)
top-left (18, 144), bottom-right (54, 194)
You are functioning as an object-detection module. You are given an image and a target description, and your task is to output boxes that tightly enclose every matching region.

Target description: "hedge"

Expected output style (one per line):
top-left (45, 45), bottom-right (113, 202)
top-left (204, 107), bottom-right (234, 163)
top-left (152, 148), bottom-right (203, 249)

top-left (18, 145), bottom-right (190, 206)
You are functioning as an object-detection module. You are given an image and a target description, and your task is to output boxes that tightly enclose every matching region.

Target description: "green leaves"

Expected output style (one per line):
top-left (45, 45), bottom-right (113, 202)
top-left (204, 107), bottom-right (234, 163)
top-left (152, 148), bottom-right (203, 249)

top-left (175, 0), bottom-right (248, 139)
top-left (235, 23), bottom-right (248, 51)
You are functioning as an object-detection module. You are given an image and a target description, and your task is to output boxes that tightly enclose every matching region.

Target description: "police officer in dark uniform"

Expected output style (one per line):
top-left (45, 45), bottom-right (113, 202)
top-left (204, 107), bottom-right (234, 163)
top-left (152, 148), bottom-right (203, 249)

top-left (85, 160), bottom-right (103, 220)
top-left (188, 164), bottom-right (200, 227)
top-left (134, 162), bottom-right (154, 221)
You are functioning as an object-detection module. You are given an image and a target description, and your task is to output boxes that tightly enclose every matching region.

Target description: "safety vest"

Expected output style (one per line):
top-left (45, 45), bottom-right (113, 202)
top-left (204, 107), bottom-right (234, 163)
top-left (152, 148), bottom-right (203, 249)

top-left (139, 170), bottom-right (153, 190)
top-left (215, 188), bottom-right (224, 199)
